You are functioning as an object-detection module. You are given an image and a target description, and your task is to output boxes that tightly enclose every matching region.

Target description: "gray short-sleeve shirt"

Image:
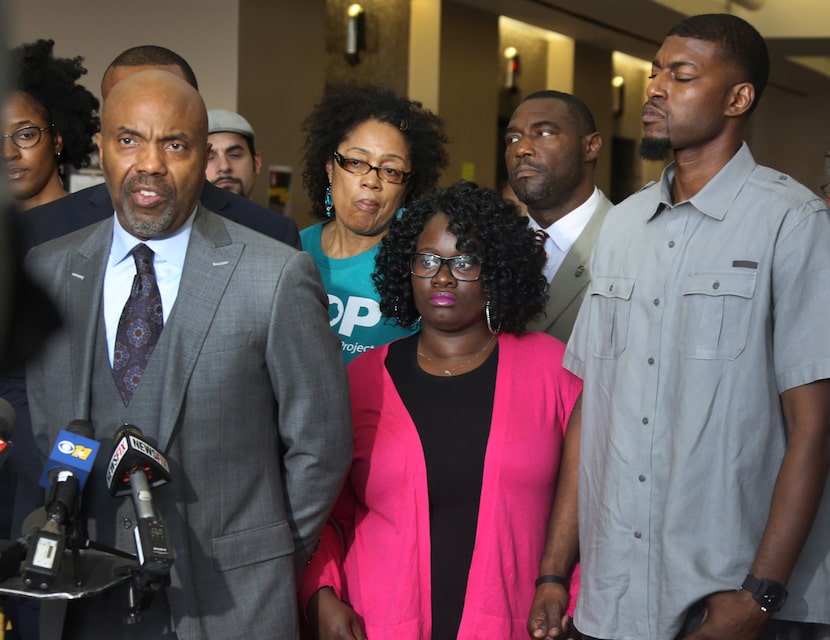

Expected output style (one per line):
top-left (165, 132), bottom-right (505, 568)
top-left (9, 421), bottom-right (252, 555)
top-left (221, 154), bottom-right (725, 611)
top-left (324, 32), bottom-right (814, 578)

top-left (564, 143), bottom-right (830, 640)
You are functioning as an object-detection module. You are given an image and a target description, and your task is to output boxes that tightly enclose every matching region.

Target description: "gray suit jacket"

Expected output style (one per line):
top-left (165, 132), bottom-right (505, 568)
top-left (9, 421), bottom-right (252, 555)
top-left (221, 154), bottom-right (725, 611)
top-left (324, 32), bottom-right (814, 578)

top-left (526, 191), bottom-right (613, 342)
top-left (25, 206), bottom-right (351, 639)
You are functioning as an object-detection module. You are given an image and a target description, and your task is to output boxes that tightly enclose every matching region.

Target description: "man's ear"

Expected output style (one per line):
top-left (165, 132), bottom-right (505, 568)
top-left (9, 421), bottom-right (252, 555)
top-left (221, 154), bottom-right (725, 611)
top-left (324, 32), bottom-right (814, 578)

top-left (726, 82), bottom-right (755, 118)
top-left (584, 132), bottom-right (602, 162)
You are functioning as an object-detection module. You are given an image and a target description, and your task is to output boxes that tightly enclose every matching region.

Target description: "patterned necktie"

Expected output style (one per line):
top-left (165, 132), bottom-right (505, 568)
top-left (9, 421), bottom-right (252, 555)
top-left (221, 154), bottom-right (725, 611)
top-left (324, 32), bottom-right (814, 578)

top-left (534, 229), bottom-right (549, 258)
top-left (112, 244), bottom-right (164, 406)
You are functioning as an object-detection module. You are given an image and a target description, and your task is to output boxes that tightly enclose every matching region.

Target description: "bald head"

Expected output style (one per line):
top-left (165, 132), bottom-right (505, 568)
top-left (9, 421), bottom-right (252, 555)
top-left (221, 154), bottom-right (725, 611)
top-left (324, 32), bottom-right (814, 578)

top-left (103, 70), bottom-right (207, 133)
top-left (98, 70), bottom-right (209, 240)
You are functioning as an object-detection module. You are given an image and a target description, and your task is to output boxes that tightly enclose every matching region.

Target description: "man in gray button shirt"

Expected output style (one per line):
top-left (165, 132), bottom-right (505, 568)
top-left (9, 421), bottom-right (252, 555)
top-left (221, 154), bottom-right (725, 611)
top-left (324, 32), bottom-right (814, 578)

top-left (529, 13), bottom-right (830, 640)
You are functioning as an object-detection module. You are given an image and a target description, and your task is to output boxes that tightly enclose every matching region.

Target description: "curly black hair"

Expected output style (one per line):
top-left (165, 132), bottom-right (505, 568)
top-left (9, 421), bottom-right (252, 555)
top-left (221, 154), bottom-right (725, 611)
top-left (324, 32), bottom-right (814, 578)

top-left (373, 181), bottom-right (547, 335)
top-left (10, 39), bottom-right (100, 169)
top-left (301, 83), bottom-right (448, 219)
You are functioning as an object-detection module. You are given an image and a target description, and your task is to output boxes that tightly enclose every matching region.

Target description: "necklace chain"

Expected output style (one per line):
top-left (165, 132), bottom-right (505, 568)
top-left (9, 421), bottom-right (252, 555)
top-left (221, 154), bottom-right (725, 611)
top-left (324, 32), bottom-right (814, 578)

top-left (417, 334), bottom-right (495, 376)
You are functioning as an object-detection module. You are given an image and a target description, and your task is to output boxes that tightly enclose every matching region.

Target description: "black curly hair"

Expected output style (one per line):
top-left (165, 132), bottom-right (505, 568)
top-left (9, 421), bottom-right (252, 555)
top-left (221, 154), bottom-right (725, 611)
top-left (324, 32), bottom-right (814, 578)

top-left (301, 83), bottom-right (448, 219)
top-left (373, 181), bottom-right (547, 335)
top-left (9, 39), bottom-right (100, 169)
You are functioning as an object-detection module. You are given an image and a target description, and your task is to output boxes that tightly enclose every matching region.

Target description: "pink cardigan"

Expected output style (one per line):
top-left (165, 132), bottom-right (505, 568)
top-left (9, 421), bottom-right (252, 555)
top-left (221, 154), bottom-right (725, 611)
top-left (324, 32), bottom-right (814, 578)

top-left (300, 332), bottom-right (582, 639)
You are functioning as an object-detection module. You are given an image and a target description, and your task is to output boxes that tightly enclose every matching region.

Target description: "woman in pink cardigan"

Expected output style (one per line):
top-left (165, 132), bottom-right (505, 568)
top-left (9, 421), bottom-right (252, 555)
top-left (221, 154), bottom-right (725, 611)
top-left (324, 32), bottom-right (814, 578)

top-left (301, 181), bottom-right (582, 639)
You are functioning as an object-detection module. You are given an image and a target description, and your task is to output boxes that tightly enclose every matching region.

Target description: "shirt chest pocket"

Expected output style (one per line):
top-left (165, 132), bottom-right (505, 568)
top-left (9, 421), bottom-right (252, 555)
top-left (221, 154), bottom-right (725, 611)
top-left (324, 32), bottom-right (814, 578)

top-left (681, 271), bottom-right (756, 360)
top-left (588, 275), bottom-right (635, 359)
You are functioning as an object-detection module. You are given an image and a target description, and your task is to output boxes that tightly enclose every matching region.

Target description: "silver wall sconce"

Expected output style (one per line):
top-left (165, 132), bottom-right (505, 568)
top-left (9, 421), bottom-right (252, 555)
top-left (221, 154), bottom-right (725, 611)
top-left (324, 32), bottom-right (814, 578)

top-left (346, 4), bottom-right (366, 65)
top-left (612, 75), bottom-right (625, 117)
top-left (504, 47), bottom-right (519, 90)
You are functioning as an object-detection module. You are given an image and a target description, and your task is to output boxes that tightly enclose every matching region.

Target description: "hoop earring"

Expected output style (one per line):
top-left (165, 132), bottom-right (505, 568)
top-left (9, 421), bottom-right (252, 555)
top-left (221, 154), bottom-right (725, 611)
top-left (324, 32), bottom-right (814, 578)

top-left (325, 183), bottom-right (334, 217)
top-left (485, 300), bottom-right (500, 336)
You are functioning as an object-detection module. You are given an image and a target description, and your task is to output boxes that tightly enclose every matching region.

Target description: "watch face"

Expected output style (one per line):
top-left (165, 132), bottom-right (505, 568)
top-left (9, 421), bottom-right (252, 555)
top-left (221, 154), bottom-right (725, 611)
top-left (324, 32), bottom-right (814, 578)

top-left (743, 575), bottom-right (788, 613)
top-left (760, 584), bottom-right (787, 611)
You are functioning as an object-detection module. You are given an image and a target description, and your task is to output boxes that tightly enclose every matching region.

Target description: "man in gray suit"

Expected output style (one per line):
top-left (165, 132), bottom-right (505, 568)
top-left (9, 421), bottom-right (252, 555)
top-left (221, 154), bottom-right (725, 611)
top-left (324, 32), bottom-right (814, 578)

top-left (505, 90), bottom-right (612, 342)
top-left (24, 70), bottom-right (351, 639)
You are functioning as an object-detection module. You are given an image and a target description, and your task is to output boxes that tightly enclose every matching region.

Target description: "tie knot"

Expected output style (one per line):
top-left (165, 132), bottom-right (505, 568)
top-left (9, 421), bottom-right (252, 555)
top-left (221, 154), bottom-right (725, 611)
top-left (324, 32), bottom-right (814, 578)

top-left (534, 229), bottom-right (549, 246)
top-left (131, 244), bottom-right (155, 275)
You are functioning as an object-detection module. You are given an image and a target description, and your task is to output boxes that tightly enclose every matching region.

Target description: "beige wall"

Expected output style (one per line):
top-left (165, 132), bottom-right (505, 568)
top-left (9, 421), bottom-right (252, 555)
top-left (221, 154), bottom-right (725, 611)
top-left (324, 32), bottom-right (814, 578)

top-left (238, 0), bottom-right (328, 229)
top-left (326, 0), bottom-right (411, 94)
top-left (6, 0), bottom-right (240, 111)
top-left (439, 1), bottom-right (499, 189)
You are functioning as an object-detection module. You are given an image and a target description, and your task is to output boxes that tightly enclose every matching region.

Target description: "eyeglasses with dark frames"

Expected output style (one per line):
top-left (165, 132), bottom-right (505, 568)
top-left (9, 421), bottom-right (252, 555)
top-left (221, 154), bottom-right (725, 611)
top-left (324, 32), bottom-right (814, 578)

top-left (410, 253), bottom-right (482, 282)
top-left (1, 125), bottom-right (53, 150)
top-left (333, 150), bottom-right (412, 185)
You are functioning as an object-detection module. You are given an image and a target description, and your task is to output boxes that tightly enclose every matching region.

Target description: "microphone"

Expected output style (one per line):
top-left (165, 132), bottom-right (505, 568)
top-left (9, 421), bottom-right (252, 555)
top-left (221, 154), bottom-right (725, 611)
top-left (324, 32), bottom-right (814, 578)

top-left (23, 420), bottom-right (100, 589)
top-left (106, 424), bottom-right (174, 578)
top-left (0, 397), bottom-right (14, 466)
top-left (38, 419), bottom-right (100, 491)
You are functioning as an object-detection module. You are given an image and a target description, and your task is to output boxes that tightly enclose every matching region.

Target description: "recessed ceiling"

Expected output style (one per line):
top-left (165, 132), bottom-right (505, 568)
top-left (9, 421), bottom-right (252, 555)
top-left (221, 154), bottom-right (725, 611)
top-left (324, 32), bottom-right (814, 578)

top-left (455, 0), bottom-right (830, 96)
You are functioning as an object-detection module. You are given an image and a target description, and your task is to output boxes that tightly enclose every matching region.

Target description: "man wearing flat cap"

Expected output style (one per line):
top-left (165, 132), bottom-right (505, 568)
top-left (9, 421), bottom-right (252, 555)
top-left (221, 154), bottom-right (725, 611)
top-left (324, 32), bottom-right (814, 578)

top-left (206, 109), bottom-right (262, 200)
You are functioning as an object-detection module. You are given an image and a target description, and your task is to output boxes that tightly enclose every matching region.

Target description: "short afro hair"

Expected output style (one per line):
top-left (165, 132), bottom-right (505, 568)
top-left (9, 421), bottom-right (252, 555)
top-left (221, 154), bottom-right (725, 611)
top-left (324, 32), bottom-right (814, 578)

top-left (373, 180), bottom-right (547, 335)
top-left (10, 39), bottom-right (99, 169)
top-left (521, 90), bottom-right (597, 137)
top-left (302, 83), bottom-right (449, 219)
top-left (667, 14), bottom-right (768, 114)
top-left (106, 45), bottom-right (198, 91)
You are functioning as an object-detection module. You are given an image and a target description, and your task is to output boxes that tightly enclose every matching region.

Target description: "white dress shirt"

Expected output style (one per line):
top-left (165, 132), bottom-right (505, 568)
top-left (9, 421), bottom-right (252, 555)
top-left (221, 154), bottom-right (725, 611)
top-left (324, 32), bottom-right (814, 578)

top-left (526, 186), bottom-right (600, 282)
top-left (103, 210), bottom-right (196, 364)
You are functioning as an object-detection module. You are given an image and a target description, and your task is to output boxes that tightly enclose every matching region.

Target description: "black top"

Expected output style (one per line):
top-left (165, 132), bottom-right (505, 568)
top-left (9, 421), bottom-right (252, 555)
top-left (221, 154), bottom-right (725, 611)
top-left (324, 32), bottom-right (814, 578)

top-left (386, 334), bottom-right (498, 637)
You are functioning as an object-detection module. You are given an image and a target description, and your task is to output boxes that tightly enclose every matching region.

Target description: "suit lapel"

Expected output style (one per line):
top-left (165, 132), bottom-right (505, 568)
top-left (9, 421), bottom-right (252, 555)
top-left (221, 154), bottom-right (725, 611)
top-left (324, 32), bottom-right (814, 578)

top-left (68, 221), bottom-right (114, 419)
top-left (156, 206), bottom-right (243, 450)
top-left (527, 194), bottom-right (612, 333)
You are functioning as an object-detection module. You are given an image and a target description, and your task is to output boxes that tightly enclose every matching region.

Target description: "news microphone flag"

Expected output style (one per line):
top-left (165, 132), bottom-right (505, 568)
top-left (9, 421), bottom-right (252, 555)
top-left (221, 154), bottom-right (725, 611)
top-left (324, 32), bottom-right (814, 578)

top-left (39, 421), bottom-right (100, 490)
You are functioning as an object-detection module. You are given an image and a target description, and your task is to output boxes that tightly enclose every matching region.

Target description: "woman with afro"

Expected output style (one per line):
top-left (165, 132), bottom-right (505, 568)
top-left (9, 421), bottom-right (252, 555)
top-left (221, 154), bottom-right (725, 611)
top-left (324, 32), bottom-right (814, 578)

top-left (3, 39), bottom-right (98, 210)
top-left (299, 83), bottom-right (448, 363)
top-left (301, 181), bottom-right (583, 639)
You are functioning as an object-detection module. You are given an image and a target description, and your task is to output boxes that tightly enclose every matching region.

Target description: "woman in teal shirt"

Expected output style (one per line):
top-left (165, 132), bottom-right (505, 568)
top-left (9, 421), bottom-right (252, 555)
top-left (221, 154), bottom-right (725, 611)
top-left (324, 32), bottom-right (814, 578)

top-left (299, 83), bottom-right (448, 363)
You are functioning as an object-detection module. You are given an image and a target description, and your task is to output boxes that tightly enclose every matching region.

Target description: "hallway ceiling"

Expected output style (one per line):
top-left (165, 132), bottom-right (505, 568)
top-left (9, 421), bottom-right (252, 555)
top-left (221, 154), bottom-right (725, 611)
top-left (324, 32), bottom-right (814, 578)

top-left (458, 0), bottom-right (830, 97)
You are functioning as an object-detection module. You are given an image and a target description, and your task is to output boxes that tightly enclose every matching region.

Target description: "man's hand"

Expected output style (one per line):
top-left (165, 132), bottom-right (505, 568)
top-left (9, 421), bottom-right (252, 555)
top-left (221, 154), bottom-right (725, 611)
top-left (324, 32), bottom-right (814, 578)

top-left (307, 586), bottom-right (367, 640)
top-left (682, 590), bottom-right (769, 640)
top-left (527, 583), bottom-right (572, 639)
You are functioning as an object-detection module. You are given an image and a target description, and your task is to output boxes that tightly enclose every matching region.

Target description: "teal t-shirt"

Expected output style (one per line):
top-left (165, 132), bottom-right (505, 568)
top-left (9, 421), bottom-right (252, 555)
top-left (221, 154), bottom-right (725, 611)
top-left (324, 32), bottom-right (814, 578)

top-left (301, 222), bottom-right (413, 364)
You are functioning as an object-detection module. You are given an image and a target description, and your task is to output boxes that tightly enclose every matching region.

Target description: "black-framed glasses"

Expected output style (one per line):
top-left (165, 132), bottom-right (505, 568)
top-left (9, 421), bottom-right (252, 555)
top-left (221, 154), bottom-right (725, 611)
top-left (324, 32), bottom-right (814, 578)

top-left (1, 125), bottom-right (53, 150)
top-left (821, 183), bottom-right (830, 199)
top-left (333, 150), bottom-right (412, 185)
top-left (410, 253), bottom-right (482, 281)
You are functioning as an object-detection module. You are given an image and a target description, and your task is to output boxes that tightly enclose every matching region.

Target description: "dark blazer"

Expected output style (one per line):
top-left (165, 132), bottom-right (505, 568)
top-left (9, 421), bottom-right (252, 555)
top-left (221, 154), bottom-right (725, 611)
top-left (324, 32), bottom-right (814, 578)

top-left (17, 181), bottom-right (301, 254)
top-left (24, 206), bottom-right (351, 639)
top-left (526, 190), bottom-right (614, 342)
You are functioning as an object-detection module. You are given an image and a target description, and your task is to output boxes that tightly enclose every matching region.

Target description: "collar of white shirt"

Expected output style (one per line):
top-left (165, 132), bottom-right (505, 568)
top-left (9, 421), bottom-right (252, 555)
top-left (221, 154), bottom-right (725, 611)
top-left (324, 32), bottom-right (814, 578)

top-left (526, 186), bottom-right (600, 254)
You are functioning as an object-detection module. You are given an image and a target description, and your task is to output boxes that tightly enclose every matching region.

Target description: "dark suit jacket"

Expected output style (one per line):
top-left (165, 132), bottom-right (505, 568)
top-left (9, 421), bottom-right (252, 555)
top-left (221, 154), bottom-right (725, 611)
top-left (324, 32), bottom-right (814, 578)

top-left (526, 191), bottom-right (613, 342)
top-left (17, 181), bottom-right (301, 254)
top-left (24, 206), bottom-right (351, 639)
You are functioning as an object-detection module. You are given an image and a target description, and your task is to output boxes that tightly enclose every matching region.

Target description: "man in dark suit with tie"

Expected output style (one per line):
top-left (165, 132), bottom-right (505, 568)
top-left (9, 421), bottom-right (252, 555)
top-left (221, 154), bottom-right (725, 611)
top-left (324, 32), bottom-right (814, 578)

top-left (505, 90), bottom-right (612, 342)
top-left (24, 69), bottom-right (350, 639)
top-left (17, 45), bottom-right (300, 253)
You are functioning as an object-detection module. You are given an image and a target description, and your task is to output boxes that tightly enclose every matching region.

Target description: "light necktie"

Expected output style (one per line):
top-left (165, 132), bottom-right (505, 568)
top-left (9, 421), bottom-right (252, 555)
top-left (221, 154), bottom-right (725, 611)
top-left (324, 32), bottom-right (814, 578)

top-left (112, 244), bottom-right (164, 406)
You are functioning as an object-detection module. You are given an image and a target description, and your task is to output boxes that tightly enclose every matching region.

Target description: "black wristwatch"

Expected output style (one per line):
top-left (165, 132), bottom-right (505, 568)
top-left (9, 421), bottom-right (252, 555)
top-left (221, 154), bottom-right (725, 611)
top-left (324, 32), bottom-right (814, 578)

top-left (741, 574), bottom-right (788, 613)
